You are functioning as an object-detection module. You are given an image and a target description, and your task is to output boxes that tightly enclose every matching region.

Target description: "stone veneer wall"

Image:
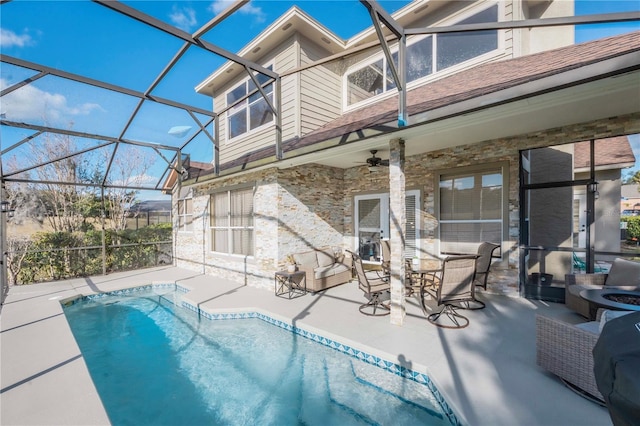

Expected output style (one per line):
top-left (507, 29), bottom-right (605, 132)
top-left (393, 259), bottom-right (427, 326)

top-left (173, 164), bottom-right (347, 291)
top-left (277, 165), bottom-right (346, 262)
top-left (174, 168), bottom-right (278, 289)
top-left (174, 112), bottom-right (639, 295)
top-left (343, 113), bottom-right (640, 296)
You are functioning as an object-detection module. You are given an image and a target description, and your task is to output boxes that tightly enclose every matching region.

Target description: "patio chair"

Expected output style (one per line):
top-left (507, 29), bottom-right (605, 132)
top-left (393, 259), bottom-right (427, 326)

top-left (352, 252), bottom-right (391, 316)
top-left (572, 252), bottom-right (605, 273)
top-left (380, 239), bottom-right (391, 277)
top-left (475, 242), bottom-right (500, 291)
top-left (464, 242), bottom-right (500, 310)
top-left (421, 255), bottom-right (478, 329)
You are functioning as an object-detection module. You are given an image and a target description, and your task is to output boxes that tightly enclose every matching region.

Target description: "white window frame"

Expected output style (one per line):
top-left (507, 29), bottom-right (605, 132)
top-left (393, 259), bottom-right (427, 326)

top-left (209, 186), bottom-right (255, 257)
top-left (436, 162), bottom-right (507, 256)
top-left (225, 63), bottom-right (274, 142)
top-left (177, 197), bottom-right (193, 232)
top-left (343, 2), bottom-right (500, 111)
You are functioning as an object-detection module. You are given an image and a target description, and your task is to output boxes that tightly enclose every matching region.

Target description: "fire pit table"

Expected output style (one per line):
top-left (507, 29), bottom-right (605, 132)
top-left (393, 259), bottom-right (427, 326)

top-left (579, 289), bottom-right (640, 320)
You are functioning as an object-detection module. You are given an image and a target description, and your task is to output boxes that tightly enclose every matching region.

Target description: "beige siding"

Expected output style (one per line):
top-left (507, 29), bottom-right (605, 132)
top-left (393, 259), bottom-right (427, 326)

top-left (214, 36), bottom-right (299, 165)
top-left (299, 36), bottom-right (342, 136)
top-left (277, 35), bottom-right (299, 142)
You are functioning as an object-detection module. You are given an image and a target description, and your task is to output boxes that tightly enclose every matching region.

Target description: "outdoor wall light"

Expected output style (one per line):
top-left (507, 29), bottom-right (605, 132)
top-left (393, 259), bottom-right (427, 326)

top-left (588, 182), bottom-right (599, 200)
top-left (1, 201), bottom-right (15, 218)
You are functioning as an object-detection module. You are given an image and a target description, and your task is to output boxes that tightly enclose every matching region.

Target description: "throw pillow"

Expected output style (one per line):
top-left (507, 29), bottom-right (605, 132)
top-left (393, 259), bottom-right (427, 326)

top-left (293, 251), bottom-right (319, 269)
top-left (598, 309), bottom-right (635, 334)
top-left (317, 248), bottom-right (335, 268)
top-left (606, 258), bottom-right (640, 286)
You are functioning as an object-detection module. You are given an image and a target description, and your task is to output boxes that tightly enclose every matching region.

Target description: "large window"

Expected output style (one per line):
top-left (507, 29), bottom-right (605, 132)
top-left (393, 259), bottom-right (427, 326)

top-left (345, 4), bottom-right (497, 107)
top-left (177, 198), bottom-right (193, 232)
top-left (436, 5), bottom-right (498, 71)
top-left (227, 65), bottom-right (274, 140)
top-left (210, 187), bottom-right (254, 256)
top-left (439, 166), bottom-right (503, 253)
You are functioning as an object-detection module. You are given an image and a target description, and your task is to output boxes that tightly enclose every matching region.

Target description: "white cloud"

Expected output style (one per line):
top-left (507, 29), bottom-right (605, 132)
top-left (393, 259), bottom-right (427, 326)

top-left (0, 78), bottom-right (103, 123)
top-left (169, 6), bottom-right (197, 32)
top-left (0, 28), bottom-right (32, 48)
top-left (208, 0), bottom-right (265, 23)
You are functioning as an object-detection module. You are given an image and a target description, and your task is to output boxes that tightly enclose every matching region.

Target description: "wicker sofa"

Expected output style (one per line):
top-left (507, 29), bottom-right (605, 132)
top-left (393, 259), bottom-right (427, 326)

top-left (292, 247), bottom-right (352, 293)
top-left (565, 258), bottom-right (640, 318)
top-left (536, 310), bottom-right (633, 402)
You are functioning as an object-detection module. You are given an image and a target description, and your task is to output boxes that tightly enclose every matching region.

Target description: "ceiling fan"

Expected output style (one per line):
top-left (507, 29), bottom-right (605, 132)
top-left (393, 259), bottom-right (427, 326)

top-left (362, 150), bottom-right (389, 172)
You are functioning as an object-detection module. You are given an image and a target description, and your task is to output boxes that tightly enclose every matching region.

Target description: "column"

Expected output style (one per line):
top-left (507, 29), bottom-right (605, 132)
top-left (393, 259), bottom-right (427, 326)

top-left (389, 138), bottom-right (406, 326)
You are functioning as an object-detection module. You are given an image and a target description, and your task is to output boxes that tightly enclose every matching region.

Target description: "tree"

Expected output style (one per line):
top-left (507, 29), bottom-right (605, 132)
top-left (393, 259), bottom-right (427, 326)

top-left (5, 236), bottom-right (32, 285)
top-left (101, 146), bottom-right (155, 235)
top-left (20, 131), bottom-right (94, 233)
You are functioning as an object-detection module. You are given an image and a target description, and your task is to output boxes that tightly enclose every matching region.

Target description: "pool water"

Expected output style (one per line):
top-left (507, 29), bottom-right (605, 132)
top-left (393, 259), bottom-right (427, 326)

top-left (64, 286), bottom-right (456, 426)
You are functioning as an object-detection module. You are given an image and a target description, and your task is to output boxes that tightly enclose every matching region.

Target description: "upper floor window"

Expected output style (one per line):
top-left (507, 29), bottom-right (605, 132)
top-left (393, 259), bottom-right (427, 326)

top-left (345, 4), bottom-right (498, 107)
top-left (177, 198), bottom-right (193, 232)
top-left (210, 186), bottom-right (254, 256)
top-left (227, 65), bottom-right (274, 140)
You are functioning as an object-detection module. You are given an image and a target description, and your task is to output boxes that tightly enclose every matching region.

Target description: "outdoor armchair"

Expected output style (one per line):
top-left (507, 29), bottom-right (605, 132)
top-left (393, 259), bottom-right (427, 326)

top-left (351, 252), bottom-right (390, 316)
top-left (565, 258), bottom-right (640, 318)
top-left (474, 242), bottom-right (500, 291)
top-left (421, 255), bottom-right (478, 329)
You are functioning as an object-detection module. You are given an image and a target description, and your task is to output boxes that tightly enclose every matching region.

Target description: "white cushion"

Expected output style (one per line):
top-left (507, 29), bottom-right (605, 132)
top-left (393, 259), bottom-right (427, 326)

top-left (317, 248), bottom-right (335, 268)
top-left (598, 309), bottom-right (635, 334)
top-left (606, 258), bottom-right (640, 287)
top-left (293, 251), bottom-right (318, 269)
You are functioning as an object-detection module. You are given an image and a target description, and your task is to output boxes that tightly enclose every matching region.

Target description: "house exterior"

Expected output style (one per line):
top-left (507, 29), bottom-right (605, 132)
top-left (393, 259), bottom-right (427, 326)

top-left (169, 0), bottom-right (640, 324)
top-left (621, 183), bottom-right (640, 214)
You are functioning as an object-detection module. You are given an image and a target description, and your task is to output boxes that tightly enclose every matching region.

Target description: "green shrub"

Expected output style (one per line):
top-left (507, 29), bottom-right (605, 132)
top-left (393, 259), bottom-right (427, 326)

top-left (13, 225), bottom-right (173, 284)
top-left (623, 216), bottom-right (640, 241)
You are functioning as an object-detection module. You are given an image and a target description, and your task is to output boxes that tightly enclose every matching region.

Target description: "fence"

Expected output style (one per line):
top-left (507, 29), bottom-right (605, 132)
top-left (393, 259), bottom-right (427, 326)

top-left (5, 241), bottom-right (172, 285)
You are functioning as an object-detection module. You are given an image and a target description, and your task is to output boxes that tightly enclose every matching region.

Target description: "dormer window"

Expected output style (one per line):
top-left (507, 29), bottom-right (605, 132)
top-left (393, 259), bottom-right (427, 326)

top-left (345, 4), bottom-right (498, 108)
top-left (227, 65), bottom-right (274, 140)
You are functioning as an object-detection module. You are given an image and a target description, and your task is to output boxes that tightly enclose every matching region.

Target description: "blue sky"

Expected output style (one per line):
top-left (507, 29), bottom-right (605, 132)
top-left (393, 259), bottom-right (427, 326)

top-left (1, 0), bottom-right (639, 198)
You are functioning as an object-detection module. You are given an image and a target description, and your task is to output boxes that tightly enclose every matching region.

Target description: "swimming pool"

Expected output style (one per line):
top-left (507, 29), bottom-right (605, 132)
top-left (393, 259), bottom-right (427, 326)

top-left (63, 285), bottom-right (460, 426)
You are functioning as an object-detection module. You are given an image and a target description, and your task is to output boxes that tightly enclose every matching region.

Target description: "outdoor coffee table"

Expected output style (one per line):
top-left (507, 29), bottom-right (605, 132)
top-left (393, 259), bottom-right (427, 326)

top-left (275, 270), bottom-right (307, 299)
top-left (579, 289), bottom-right (640, 320)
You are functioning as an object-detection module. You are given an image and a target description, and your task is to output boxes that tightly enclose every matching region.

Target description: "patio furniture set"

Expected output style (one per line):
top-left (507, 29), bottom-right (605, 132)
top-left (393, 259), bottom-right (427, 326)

top-left (350, 241), bottom-right (501, 328)
top-left (277, 242), bottom-right (501, 329)
top-left (536, 257), bottom-right (640, 404)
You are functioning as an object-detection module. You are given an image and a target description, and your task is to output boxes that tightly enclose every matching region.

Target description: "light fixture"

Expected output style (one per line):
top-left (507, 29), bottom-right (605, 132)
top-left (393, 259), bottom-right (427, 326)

top-left (1, 201), bottom-right (15, 218)
top-left (368, 166), bottom-right (381, 173)
top-left (588, 182), bottom-right (599, 199)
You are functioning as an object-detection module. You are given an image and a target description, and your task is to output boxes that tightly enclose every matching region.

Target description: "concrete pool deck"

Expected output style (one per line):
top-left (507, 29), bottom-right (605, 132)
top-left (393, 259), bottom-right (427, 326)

top-left (1, 266), bottom-right (611, 425)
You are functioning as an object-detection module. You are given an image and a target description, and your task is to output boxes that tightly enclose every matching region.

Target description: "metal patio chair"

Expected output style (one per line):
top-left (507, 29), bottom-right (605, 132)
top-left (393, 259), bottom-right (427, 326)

top-left (421, 255), bottom-right (478, 329)
top-left (351, 252), bottom-right (391, 316)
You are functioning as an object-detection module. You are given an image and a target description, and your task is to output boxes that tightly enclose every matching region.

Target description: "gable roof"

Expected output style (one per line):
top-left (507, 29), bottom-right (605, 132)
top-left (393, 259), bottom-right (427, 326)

top-left (210, 31), bottom-right (639, 175)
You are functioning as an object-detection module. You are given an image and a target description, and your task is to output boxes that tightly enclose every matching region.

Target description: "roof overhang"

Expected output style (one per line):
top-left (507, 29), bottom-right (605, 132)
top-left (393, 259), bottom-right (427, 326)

top-left (276, 51), bottom-right (640, 170)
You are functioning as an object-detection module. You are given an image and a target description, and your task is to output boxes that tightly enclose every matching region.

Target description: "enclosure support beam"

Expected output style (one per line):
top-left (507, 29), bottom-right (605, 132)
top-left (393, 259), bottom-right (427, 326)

top-left (101, 187), bottom-right (107, 276)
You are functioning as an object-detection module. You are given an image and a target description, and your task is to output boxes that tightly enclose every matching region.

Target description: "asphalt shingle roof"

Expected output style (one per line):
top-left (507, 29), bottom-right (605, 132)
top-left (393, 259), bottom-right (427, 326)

top-left (217, 31), bottom-right (640, 172)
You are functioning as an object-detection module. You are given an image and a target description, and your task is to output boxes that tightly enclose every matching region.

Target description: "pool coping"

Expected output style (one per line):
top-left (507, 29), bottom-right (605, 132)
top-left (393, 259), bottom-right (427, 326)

top-left (64, 282), bottom-right (463, 426)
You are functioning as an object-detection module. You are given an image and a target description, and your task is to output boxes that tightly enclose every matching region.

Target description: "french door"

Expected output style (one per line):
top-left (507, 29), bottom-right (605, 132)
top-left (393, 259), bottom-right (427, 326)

top-left (354, 190), bottom-right (420, 261)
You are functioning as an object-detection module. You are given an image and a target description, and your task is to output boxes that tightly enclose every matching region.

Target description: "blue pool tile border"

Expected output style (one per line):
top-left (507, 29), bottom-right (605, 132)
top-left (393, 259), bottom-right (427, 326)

top-left (181, 299), bottom-right (463, 426)
top-left (61, 283), bottom-right (184, 306)
top-left (63, 284), bottom-right (462, 426)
